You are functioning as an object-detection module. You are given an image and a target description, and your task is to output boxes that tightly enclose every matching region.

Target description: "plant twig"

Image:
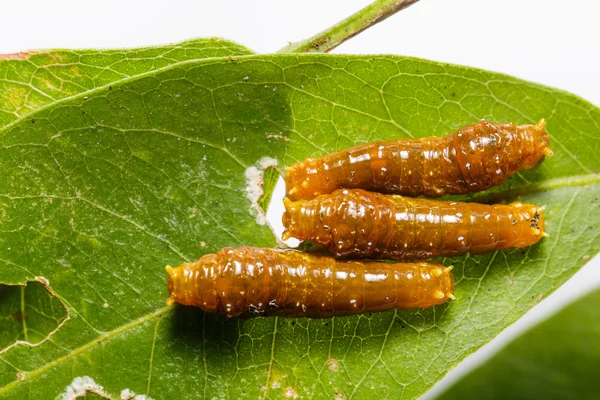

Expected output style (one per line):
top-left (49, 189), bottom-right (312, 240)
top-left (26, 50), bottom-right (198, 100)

top-left (277, 0), bottom-right (420, 54)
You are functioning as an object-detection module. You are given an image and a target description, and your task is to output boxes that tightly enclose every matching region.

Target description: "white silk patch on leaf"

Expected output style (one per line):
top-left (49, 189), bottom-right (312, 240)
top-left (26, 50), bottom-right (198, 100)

top-left (59, 376), bottom-right (108, 400)
top-left (58, 376), bottom-right (153, 400)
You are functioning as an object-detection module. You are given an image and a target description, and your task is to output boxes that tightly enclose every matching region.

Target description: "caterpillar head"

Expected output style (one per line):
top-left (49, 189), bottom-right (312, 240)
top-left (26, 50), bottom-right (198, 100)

top-left (285, 162), bottom-right (317, 201)
top-left (285, 159), bottom-right (338, 201)
top-left (282, 195), bottom-right (337, 251)
top-left (282, 196), bottom-right (327, 243)
top-left (281, 197), bottom-right (297, 241)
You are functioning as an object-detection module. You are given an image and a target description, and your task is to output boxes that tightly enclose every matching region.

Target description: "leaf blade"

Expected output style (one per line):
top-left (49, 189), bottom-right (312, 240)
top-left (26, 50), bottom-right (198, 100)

top-left (0, 52), bottom-right (598, 399)
top-left (0, 38), bottom-right (254, 129)
top-left (437, 287), bottom-right (600, 400)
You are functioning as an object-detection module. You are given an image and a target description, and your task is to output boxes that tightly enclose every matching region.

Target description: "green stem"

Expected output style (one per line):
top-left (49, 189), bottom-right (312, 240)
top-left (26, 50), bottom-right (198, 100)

top-left (277, 0), bottom-right (420, 54)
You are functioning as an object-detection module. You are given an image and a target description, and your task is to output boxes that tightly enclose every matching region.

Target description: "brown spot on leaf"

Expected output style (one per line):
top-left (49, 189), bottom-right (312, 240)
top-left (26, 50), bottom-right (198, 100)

top-left (11, 311), bottom-right (27, 321)
top-left (0, 51), bottom-right (31, 60)
top-left (327, 358), bottom-right (340, 372)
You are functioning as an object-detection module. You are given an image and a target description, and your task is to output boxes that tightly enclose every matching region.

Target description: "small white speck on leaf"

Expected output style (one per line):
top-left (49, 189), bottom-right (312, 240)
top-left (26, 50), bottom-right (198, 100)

top-left (121, 388), bottom-right (152, 400)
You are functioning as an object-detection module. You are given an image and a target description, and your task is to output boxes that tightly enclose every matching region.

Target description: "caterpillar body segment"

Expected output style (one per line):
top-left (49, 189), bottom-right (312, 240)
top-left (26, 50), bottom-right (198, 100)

top-left (165, 247), bottom-right (454, 318)
top-left (282, 189), bottom-right (546, 259)
top-left (285, 119), bottom-right (552, 200)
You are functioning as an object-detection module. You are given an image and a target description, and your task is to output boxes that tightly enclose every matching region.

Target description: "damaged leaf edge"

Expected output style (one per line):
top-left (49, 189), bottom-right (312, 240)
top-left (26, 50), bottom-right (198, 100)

top-left (0, 276), bottom-right (71, 358)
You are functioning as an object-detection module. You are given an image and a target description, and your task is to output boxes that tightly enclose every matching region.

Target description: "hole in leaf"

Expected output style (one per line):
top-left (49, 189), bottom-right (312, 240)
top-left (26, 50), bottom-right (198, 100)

top-left (258, 166), bottom-right (281, 212)
top-left (266, 175), bottom-right (300, 248)
top-left (0, 280), bottom-right (68, 351)
top-left (244, 157), bottom-right (279, 227)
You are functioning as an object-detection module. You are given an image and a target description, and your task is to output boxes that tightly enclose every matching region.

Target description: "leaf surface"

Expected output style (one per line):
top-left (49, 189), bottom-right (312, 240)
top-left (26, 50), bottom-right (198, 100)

top-left (0, 38), bottom-right (253, 128)
top-left (438, 287), bottom-right (600, 400)
top-left (0, 47), bottom-right (599, 399)
top-left (0, 282), bottom-right (67, 349)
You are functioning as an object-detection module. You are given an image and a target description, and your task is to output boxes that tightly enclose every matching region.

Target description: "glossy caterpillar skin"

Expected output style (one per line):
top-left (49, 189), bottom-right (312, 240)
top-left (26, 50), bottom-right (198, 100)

top-left (282, 189), bottom-right (546, 259)
top-left (165, 247), bottom-right (454, 318)
top-left (285, 119), bottom-right (552, 201)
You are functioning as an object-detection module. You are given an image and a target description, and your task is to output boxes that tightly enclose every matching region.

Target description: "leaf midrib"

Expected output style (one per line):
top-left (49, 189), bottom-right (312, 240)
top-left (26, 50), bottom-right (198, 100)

top-left (2, 172), bottom-right (599, 394)
top-left (0, 306), bottom-right (173, 395)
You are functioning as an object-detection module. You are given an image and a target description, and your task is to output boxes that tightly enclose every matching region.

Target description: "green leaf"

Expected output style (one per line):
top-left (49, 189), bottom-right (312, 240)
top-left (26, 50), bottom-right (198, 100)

top-left (0, 281), bottom-right (68, 349)
top-left (0, 45), bottom-right (598, 399)
top-left (0, 38), bottom-right (253, 129)
top-left (437, 287), bottom-right (600, 400)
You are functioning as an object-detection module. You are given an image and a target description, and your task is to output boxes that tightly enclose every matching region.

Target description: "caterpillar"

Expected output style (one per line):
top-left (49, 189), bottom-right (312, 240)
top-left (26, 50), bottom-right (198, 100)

top-left (282, 189), bottom-right (546, 259)
top-left (285, 119), bottom-right (552, 201)
top-left (165, 246), bottom-right (454, 318)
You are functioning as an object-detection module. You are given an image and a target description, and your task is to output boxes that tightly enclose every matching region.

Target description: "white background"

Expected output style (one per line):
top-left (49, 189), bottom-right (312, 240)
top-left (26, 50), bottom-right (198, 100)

top-left (2, 1), bottom-right (599, 398)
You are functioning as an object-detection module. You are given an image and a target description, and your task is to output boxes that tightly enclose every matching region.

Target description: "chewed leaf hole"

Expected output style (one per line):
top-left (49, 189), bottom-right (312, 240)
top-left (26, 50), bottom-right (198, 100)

top-left (259, 166), bottom-right (281, 213)
top-left (76, 394), bottom-right (107, 399)
top-left (244, 157), bottom-right (280, 226)
top-left (57, 376), bottom-right (153, 399)
top-left (245, 157), bottom-right (298, 247)
top-left (266, 175), bottom-right (300, 248)
top-left (0, 280), bottom-right (68, 352)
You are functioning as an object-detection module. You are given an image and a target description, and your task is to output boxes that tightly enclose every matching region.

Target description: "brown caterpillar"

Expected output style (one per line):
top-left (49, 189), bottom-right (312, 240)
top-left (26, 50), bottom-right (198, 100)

top-left (165, 247), bottom-right (454, 318)
top-left (285, 119), bottom-right (552, 200)
top-left (282, 189), bottom-right (546, 259)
